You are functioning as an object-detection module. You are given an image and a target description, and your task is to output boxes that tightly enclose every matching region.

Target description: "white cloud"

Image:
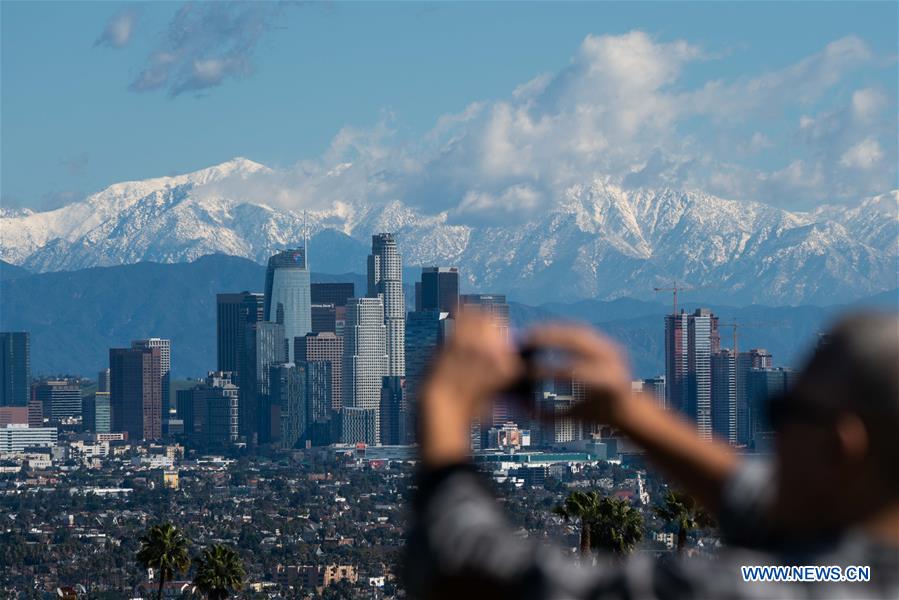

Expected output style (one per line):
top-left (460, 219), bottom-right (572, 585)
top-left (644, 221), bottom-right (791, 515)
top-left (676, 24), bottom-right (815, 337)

top-left (840, 137), bottom-right (884, 169)
top-left (851, 88), bottom-right (887, 120)
top-left (94, 7), bottom-right (139, 48)
top-left (454, 185), bottom-right (542, 225)
top-left (200, 31), bottom-right (895, 222)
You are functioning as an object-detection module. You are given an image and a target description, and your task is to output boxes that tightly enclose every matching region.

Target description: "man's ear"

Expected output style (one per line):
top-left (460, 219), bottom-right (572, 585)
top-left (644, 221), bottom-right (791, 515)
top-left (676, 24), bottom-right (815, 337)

top-left (833, 413), bottom-right (869, 464)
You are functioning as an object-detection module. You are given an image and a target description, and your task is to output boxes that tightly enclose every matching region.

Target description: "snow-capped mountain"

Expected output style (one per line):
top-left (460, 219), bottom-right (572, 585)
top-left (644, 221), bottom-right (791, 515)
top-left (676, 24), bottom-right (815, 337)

top-left (1, 158), bottom-right (896, 305)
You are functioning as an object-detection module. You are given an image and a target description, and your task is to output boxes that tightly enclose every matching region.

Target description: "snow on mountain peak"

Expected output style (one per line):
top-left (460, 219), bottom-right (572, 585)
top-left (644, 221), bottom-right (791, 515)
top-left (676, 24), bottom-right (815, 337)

top-left (0, 158), bottom-right (896, 305)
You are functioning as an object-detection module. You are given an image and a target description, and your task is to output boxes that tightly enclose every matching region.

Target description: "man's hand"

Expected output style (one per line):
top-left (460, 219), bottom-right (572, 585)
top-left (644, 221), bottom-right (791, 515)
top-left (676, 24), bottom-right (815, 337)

top-left (420, 312), bottom-right (523, 468)
top-left (525, 324), bottom-right (633, 426)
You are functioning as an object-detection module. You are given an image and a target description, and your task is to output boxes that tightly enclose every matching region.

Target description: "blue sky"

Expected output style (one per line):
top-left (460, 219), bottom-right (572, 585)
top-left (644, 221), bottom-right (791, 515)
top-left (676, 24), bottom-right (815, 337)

top-left (1, 1), bottom-right (896, 216)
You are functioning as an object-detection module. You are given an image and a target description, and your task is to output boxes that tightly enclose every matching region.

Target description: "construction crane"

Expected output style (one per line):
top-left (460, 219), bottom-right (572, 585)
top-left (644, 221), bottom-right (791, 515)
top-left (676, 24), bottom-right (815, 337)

top-left (718, 321), bottom-right (784, 355)
top-left (652, 281), bottom-right (714, 315)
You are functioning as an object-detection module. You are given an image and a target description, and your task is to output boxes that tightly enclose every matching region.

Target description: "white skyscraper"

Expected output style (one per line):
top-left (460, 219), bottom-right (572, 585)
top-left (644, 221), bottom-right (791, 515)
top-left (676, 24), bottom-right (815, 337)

top-left (343, 297), bottom-right (388, 444)
top-left (264, 248), bottom-right (311, 363)
top-left (367, 233), bottom-right (405, 377)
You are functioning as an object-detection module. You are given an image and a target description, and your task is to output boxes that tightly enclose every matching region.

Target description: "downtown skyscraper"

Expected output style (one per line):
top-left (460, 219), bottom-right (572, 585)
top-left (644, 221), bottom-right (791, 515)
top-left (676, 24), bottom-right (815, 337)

top-left (711, 349), bottom-right (737, 444)
top-left (665, 308), bottom-right (720, 439)
top-left (32, 379), bottom-right (81, 421)
top-left (109, 346), bottom-right (162, 440)
top-left (216, 291), bottom-right (264, 376)
top-left (342, 297), bottom-right (387, 445)
top-left (417, 267), bottom-right (460, 317)
top-left (367, 233), bottom-right (405, 377)
top-left (735, 348), bottom-right (772, 447)
top-left (241, 321), bottom-right (287, 444)
top-left (131, 338), bottom-right (171, 409)
top-left (0, 332), bottom-right (30, 407)
top-left (264, 248), bottom-right (311, 362)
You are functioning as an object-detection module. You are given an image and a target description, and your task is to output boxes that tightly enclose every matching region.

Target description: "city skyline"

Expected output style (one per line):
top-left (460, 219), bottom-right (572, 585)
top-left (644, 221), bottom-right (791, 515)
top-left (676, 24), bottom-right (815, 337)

top-left (1, 3), bottom-right (896, 597)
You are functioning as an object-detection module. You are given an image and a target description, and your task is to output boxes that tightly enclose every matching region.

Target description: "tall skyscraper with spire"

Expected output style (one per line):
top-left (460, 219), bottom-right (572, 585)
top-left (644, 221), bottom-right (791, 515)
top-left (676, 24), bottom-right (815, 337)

top-left (367, 233), bottom-right (405, 377)
top-left (264, 247), bottom-right (311, 362)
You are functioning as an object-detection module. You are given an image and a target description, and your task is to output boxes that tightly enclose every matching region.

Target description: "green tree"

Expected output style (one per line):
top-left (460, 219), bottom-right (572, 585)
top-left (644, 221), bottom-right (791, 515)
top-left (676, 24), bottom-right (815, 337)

top-left (589, 496), bottom-right (644, 556)
top-left (653, 489), bottom-right (715, 554)
top-left (136, 522), bottom-right (191, 600)
top-left (192, 544), bottom-right (245, 600)
top-left (553, 491), bottom-right (601, 555)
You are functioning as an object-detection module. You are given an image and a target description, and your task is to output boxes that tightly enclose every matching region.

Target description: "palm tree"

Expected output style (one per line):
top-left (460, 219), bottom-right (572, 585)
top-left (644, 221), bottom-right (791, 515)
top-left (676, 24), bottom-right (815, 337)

top-left (590, 496), bottom-right (644, 556)
top-left (136, 522), bottom-right (191, 600)
top-left (192, 544), bottom-right (245, 600)
top-left (553, 491), bottom-right (601, 555)
top-left (653, 489), bottom-right (715, 554)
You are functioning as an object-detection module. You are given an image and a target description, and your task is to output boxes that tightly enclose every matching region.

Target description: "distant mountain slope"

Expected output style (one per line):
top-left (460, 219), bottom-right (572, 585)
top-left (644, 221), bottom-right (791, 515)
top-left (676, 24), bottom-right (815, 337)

top-left (3, 255), bottom-right (890, 378)
top-left (0, 259), bottom-right (30, 281)
top-left (0, 254), bottom-right (364, 377)
top-left (1, 158), bottom-right (896, 305)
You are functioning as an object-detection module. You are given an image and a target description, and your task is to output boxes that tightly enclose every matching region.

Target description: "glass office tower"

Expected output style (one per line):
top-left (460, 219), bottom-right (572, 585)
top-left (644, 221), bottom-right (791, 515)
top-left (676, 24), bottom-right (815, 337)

top-left (264, 248), bottom-right (311, 362)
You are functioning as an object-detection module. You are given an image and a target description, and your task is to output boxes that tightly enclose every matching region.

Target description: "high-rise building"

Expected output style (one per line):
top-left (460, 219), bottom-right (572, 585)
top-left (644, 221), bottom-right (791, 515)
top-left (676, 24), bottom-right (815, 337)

top-left (665, 309), bottom-right (720, 439)
top-left (132, 338), bottom-right (171, 410)
top-left (110, 346), bottom-right (162, 440)
top-left (367, 234), bottom-right (405, 377)
top-left (82, 391), bottom-right (111, 433)
top-left (343, 297), bottom-right (388, 443)
top-left (460, 294), bottom-right (510, 339)
top-left (379, 376), bottom-right (405, 445)
top-left (550, 376), bottom-right (590, 434)
top-left (404, 310), bottom-right (453, 444)
top-left (311, 283), bottom-right (355, 307)
top-left (216, 292), bottom-right (264, 376)
top-left (641, 376), bottom-right (666, 408)
top-left (419, 267), bottom-right (460, 317)
top-left (97, 368), bottom-right (111, 393)
top-left (176, 388), bottom-right (200, 441)
top-left (296, 333), bottom-right (343, 411)
top-left (341, 407), bottom-right (378, 445)
top-left (665, 312), bottom-right (688, 412)
top-left (32, 380), bottom-right (81, 421)
top-left (304, 361), bottom-right (333, 446)
top-left (177, 372), bottom-right (239, 449)
top-left (747, 367), bottom-right (798, 451)
top-left (711, 350), bottom-right (736, 444)
top-left (735, 348), bottom-right (772, 447)
top-left (204, 373), bottom-right (240, 448)
top-left (241, 321), bottom-right (287, 444)
top-left (0, 332), bottom-right (30, 407)
top-left (536, 393), bottom-right (582, 446)
top-left (27, 400), bottom-right (42, 428)
top-left (270, 363), bottom-right (305, 449)
top-left (264, 249), bottom-right (311, 362)
top-left (309, 284), bottom-right (353, 336)
top-left (311, 304), bottom-right (337, 334)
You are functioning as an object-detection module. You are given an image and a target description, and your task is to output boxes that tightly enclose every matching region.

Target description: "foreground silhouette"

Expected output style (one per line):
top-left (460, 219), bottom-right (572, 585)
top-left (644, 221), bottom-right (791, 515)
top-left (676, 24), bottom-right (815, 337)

top-left (407, 312), bottom-right (899, 599)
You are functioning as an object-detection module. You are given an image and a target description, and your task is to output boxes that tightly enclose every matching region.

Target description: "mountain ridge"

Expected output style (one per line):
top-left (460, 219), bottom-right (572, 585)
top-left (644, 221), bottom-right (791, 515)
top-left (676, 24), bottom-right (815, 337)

top-left (1, 158), bottom-right (896, 305)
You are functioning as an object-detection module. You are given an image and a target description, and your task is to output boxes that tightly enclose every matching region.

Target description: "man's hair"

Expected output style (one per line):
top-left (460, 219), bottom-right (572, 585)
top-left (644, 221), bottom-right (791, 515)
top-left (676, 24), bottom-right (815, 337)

top-left (798, 311), bottom-right (899, 493)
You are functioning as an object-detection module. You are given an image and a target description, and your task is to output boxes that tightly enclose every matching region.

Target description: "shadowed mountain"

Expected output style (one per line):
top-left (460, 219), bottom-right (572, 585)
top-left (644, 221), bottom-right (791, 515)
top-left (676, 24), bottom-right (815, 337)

top-left (4, 255), bottom-right (892, 378)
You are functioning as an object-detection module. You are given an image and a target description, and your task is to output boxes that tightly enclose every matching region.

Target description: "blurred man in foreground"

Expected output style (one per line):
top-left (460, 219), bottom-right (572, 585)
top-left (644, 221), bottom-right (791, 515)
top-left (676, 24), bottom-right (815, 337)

top-left (406, 312), bottom-right (899, 599)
